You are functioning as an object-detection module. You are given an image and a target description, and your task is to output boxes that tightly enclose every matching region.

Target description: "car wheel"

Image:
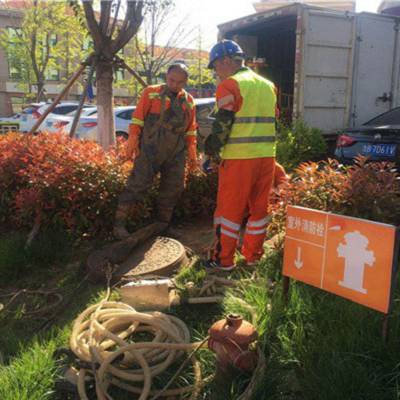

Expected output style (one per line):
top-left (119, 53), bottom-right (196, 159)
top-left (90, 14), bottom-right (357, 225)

top-left (116, 131), bottom-right (128, 140)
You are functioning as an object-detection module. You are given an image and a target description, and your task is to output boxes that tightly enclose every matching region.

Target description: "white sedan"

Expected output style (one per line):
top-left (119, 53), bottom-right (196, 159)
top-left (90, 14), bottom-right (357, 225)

top-left (20, 102), bottom-right (93, 133)
top-left (43, 107), bottom-right (98, 134)
top-left (68, 106), bottom-right (135, 141)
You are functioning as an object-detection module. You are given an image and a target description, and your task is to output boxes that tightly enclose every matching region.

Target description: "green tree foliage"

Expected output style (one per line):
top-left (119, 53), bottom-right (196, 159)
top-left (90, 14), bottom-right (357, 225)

top-left (187, 59), bottom-right (214, 90)
top-left (276, 120), bottom-right (327, 171)
top-left (187, 28), bottom-right (214, 91)
top-left (0, 0), bottom-right (89, 101)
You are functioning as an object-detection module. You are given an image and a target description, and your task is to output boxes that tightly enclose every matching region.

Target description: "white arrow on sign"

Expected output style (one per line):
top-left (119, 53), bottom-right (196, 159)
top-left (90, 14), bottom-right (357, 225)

top-left (294, 246), bottom-right (303, 269)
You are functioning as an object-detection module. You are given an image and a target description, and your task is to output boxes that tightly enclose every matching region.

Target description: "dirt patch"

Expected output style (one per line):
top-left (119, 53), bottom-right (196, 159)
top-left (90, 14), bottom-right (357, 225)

top-left (116, 236), bottom-right (187, 277)
top-left (166, 218), bottom-right (214, 256)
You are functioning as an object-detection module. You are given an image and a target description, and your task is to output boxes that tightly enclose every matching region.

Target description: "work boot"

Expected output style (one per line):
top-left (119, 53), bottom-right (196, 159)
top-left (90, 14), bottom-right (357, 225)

top-left (113, 203), bottom-right (131, 240)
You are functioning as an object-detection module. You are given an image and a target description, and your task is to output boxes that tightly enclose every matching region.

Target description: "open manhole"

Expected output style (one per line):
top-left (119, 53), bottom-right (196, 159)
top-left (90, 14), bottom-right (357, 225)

top-left (114, 236), bottom-right (188, 278)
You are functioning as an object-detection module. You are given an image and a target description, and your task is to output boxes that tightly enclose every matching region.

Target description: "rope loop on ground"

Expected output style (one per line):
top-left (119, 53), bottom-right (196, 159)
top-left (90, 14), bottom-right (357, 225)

top-left (70, 300), bottom-right (205, 399)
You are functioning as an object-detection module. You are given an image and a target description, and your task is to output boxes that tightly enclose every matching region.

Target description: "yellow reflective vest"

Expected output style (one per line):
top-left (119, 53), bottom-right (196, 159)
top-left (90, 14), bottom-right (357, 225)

top-left (221, 68), bottom-right (276, 159)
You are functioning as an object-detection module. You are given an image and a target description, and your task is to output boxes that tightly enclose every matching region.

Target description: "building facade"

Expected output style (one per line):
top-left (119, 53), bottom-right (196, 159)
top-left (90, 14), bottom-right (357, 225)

top-left (0, 2), bottom-right (214, 116)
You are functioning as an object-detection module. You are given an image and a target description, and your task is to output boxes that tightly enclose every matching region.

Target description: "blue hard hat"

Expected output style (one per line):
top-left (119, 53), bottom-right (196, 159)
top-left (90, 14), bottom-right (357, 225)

top-left (208, 39), bottom-right (245, 69)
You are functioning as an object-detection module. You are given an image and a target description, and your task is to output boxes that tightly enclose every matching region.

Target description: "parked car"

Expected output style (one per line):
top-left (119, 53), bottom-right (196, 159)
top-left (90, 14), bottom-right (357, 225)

top-left (44, 107), bottom-right (98, 134)
top-left (335, 107), bottom-right (400, 164)
top-left (57, 98), bottom-right (215, 143)
top-left (20, 101), bottom-right (92, 133)
top-left (70, 106), bottom-right (136, 141)
top-left (17, 102), bottom-right (45, 132)
top-left (0, 112), bottom-right (21, 134)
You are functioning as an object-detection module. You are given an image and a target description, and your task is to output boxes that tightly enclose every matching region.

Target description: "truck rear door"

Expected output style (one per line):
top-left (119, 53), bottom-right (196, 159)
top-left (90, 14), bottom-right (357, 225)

top-left (350, 13), bottom-right (400, 127)
top-left (298, 7), bottom-right (355, 133)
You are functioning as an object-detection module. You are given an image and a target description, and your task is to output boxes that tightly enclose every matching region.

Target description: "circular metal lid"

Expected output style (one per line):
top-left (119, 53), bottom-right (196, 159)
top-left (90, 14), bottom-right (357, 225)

top-left (117, 236), bottom-right (187, 278)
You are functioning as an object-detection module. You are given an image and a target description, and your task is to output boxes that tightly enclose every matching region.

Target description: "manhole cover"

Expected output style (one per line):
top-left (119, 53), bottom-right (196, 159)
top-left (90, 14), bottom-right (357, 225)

top-left (115, 236), bottom-right (187, 278)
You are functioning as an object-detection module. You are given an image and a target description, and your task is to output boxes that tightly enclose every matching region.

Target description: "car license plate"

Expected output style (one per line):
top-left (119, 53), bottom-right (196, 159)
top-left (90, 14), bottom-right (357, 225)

top-left (362, 143), bottom-right (396, 157)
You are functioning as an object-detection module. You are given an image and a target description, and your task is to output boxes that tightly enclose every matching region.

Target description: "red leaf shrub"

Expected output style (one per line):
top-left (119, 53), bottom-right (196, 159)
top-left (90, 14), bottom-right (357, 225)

top-left (344, 156), bottom-right (400, 224)
top-left (177, 169), bottom-right (218, 219)
top-left (0, 133), bottom-right (129, 234)
top-left (268, 157), bottom-right (400, 239)
top-left (0, 133), bottom-right (216, 236)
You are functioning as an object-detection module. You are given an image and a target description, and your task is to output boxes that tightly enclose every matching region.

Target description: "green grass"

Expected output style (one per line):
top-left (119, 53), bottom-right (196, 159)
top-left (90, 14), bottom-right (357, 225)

top-left (222, 246), bottom-right (400, 400)
top-left (2, 233), bottom-right (400, 399)
top-left (0, 338), bottom-right (60, 400)
top-left (0, 228), bottom-right (74, 284)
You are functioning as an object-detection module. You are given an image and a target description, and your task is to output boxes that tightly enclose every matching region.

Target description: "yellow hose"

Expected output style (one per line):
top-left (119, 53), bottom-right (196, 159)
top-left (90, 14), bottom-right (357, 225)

top-left (70, 300), bottom-right (206, 399)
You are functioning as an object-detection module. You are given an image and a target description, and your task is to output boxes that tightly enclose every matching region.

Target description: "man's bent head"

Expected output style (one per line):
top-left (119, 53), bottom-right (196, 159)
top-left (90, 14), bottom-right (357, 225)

top-left (166, 63), bottom-right (189, 93)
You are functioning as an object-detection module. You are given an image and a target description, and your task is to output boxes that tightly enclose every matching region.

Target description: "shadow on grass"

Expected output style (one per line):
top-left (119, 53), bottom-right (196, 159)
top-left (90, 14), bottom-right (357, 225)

top-left (0, 229), bottom-right (108, 360)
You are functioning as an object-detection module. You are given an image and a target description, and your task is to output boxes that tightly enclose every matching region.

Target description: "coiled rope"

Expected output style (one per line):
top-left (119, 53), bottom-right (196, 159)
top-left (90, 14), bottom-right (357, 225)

top-left (70, 300), bottom-right (207, 399)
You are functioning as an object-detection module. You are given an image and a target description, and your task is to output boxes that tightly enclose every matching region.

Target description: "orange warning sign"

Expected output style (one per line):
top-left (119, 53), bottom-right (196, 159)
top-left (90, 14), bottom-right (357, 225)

top-left (283, 206), bottom-right (398, 313)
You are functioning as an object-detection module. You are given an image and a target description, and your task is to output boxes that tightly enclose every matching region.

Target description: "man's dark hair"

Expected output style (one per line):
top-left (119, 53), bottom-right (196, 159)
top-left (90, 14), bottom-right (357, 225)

top-left (167, 62), bottom-right (189, 77)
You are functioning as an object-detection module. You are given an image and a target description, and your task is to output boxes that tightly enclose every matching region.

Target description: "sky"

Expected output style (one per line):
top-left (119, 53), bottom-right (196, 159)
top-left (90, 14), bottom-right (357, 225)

top-left (159, 0), bottom-right (384, 50)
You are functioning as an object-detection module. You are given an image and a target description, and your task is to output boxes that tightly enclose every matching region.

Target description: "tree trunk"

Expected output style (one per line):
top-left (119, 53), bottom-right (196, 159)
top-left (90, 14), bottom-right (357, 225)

top-left (145, 68), bottom-right (152, 85)
top-left (96, 60), bottom-right (115, 149)
top-left (36, 80), bottom-right (46, 102)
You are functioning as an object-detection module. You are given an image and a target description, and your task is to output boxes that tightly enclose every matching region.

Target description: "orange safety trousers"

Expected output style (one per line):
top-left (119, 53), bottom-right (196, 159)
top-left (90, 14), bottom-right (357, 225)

top-left (212, 158), bottom-right (275, 267)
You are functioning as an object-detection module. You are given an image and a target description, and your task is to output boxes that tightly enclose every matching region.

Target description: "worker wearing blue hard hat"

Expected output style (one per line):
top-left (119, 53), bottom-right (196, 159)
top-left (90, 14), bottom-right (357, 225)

top-left (204, 39), bottom-right (278, 273)
top-left (207, 39), bottom-right (245, 69)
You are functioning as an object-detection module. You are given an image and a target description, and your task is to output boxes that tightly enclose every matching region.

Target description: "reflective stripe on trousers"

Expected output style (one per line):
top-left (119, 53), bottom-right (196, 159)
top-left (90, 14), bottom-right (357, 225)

top-left (245, 216), bottom-right (271, 235)
top-left (212, 158), bottom-right (275, 266)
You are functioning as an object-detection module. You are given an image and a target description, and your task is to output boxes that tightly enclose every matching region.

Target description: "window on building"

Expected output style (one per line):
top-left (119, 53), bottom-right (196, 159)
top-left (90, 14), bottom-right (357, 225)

top-left (11, 96), bottom-right (24, 113)
top-left (9, 63), bottom-right (21, 80)
top-left (43, 33), bottom-right (59, 81)
top-left (45, 66), bottom-right (60, 81)
top-left (115, 69), bottom-right (125, 82)
top-left (7, 26), bottom-right (21, 39)
top-left (6, 27), bottom-right (23, 80)
top-left (49, 33), bottom-right (57, 46)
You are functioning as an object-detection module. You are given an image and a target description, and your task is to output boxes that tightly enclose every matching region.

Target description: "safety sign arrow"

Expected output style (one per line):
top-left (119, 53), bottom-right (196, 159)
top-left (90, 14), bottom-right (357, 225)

top-left (283, 206), bottom-right (398, 314)
top-left (294, 247), bottom-right (303, 269)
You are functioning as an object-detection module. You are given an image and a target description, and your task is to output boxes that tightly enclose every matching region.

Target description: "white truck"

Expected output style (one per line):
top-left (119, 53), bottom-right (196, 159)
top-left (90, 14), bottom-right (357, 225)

top-left (218, 3), bottom-right (400, 136)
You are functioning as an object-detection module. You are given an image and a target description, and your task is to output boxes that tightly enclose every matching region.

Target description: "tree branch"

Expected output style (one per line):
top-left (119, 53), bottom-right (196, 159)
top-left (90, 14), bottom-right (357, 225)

top-left (82, 0), bottom-right (103, 49)
top-left (99, 0), bottom-right (112, 36)
top-left (109, 0), bottom-right (121, 38)
top-left (111, 0), bottom-right (143, 54)
top-left (39, 32), bottom-right (51, 76)
top-left (134, 35), bottom-right (147, 71)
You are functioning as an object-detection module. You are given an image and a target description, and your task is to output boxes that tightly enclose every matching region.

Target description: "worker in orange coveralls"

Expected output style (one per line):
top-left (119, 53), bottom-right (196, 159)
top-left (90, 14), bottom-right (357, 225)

top-left (113, 63), bottom-right (198, 239)
top-left (204, 40), bottom-right (278, 272)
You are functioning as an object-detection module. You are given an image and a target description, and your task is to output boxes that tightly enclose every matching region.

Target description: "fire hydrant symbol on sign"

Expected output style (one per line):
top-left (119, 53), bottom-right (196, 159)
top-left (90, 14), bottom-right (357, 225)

top-left (337, 231), bottom-right (376, 294)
